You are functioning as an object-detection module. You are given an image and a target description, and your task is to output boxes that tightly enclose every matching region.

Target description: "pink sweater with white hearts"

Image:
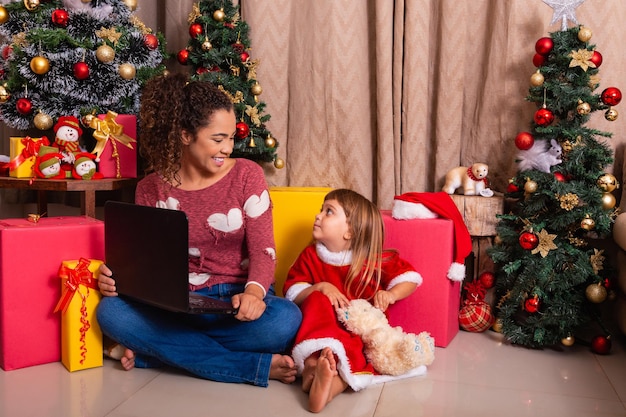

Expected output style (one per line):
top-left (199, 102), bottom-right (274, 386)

top-left (135, 158), bottom-right (276, 293)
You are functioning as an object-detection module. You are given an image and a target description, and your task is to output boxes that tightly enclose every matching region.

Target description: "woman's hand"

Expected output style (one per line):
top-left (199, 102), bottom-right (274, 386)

top-left (232, 285), bottom-right (266, 321)
top-left (97, 263), bottom-right (118, 297)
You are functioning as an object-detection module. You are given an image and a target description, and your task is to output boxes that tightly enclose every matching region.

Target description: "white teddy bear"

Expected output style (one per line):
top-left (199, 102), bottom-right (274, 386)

top-left (336, 299), bottom-right (435, 376)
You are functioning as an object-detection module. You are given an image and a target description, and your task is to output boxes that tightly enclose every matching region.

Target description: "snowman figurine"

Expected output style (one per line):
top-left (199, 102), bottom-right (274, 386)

top-left (53, 115), bottom-right (83, 166)
top-left (34, 145), bottom-right (67, 179)
top-left (72, 152), bottom-right (103, 180)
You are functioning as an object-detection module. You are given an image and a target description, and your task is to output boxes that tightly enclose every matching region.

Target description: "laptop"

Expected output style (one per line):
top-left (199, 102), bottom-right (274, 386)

top-left (104, 201), bottom-right (238, 315)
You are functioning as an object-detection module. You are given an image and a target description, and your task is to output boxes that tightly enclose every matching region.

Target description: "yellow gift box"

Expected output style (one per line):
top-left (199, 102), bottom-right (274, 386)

top-left (9, 136), bottom-right (49, 178)
top-left (54, 258), bottom-right (103, 372)
top-left (269, 187), bottom-right (332, 296)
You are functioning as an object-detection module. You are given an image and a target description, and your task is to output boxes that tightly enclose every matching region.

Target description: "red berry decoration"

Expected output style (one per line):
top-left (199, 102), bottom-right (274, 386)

top-left (189, 23), bottom-right (203, 39)
top-left (514, 132), bottom-right (534, 150)
top-left (601, 87), bottom-right (622, 106)
top-left (51, 9), bottom-right (69, 27)
top-left (532, 53), bottom-right (546, 67)
top-left (534, 107), bottom-right (554, 127)
top-left (177, 49), bottom-right (189, 65)
top-left (590, 51), bottom-right (603, 68)
top-left (535, 37), bottom-right (554, 55)
top-left (591, 335), bottom-right (612, 355)
top-left (554, 172), bottom-right (566, 182)
top-left (144, 33), bottom-right (159, 50)
top-left (240, 51), bottom-right (250, 63)
top-left (524, 296), bottom-right (540, 313)
top-left (478, 271), bottom-right (495, 289)
top-left (16, 97), bottom-right (32, 115)
top-left (235, 121), bottom-right (250, 139)
top-left (73, 62), bottom-right (89, 80)
top-left (519, 231), bottom-right (539, 250)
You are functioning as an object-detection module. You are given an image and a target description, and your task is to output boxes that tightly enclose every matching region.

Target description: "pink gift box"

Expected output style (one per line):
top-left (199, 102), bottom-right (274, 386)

top-left (382, 211), bottom-right (461, 347)
top-left (95, 113), bottom-right (137, 178)
top-left (0, 216), bottom-right (104, 370)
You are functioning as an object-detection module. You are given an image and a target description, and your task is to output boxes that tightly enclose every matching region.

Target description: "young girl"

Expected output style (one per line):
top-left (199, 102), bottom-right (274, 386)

top-left (283, 188), bottom-right (427, 412)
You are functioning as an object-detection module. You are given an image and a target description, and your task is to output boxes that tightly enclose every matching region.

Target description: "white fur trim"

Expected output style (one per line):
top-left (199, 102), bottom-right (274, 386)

top-left (392, 200), bottom-right (438, 220)
top-left (284, 282), bottom-right (311, 302)
top-left (447, 262), bottom-right (466, 282)
top-left (387, 271), bottom-right (423, 289)
top-left (316, 242), bottom-right (352, 266)
top-left (371, 365), bottom-right (427, 385)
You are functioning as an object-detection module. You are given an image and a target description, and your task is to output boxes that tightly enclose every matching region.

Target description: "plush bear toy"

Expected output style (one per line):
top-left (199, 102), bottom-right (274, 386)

top-left (336, 299), bottom-right (435, 376)
top-left (442, 163), bottom-right (490, 196)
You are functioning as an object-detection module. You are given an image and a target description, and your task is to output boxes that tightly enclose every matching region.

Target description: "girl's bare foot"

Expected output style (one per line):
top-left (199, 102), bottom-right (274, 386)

top-left (309, 347), bottom-right (339, 413)
top-left (120, 348), bottom-right (135, 371)
top-left (269, 354), bottom-right (297, 384)
top-left (301, 354), bottom-right (319, 393)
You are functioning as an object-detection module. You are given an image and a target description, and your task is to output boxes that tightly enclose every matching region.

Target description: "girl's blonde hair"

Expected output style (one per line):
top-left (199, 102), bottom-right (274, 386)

top-left (324, 189), bottom-right (389, 299)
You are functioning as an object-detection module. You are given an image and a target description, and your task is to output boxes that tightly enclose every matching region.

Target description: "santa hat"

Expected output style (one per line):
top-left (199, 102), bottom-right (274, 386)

top-left (392, 192), bottom-right (472, 282)
top-left (54, 115), bottom-right (83, 136)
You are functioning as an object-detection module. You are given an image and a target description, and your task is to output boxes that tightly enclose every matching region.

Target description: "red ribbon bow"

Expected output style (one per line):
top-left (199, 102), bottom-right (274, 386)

top-left (8, 136), bottom-right (50, 171)
top-left (462, 280), bottom-right (487, 305)
top-left (54, 258), bottom-right (98, 314)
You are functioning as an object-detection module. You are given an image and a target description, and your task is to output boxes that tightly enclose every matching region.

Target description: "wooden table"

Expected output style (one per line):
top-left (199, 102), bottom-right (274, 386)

top-left (0, 177), bottom-right (137, 218)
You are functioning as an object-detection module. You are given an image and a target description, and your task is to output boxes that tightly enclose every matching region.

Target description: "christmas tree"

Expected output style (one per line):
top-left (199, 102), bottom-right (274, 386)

top-left (177, 0), bottom-right (283, 168)
top-left (0, 0), bottom-right (167, 131)
top-left (489, 1), bottom-right (620, 352)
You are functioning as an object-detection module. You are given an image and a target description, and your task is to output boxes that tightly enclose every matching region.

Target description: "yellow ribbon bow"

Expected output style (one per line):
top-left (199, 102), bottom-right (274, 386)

top-left (89, 111), bottom-right (136, 161)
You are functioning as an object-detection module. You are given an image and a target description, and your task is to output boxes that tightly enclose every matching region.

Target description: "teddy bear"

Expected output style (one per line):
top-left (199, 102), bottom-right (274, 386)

top-left (442, 163), bottom-right (489, 195)
top-left (336, 299), bottom-right (435, 376)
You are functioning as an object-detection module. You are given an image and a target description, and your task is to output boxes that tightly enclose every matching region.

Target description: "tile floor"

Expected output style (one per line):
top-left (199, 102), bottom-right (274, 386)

top-left (1, 329), bottom-right (625, 417)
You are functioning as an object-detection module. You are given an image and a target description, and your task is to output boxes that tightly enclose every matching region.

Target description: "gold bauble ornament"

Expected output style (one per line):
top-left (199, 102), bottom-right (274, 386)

top-left (29, 56), bottom-right (50, 75)
top-left (524, 179), bottom-right (538, 194)
top-left (585, 283), bottom-right (607, 303)
top-left (0, 84), bottom-right (9, 103)
top-left (576, 100), bottom-right (591, 115)
top-left (250, 82), bottom-right (262, 96)
top-left (265, 135), bottom-right (276, 148)
top-left (0, 6), bottom-right (9, 24)
top-left (24, 0), bottom-right (40, 11)
top-left (96, 44), bottom-right (115, 63)
top-left (213, 8), bottom-right (225, 22)
top-left (530, 70), bottom-right (544, 87)
top-left (81, 113), bottom-right (96, 128)
top-left (274, 157), bottom-right (285, 169)
top-left (580, 215), bottom-right (595, 231)
top-left (118, 63), bottom-right (136, 80)
top-left (33, 111), bottom-right (53, 130)
top-left (597, 173), bottom-right (618, 192)
top-left (123, 0), bottom-right (137, 11)
top-left (601, 192), bottom-right (616, 210)
top-left (201, 39), bottom-right (213, 51)
top-left (605, 108), bottom-right (618, 121)
top-left (578, 26), bottom-right (592, 42)
top-left (492, 318), bottom-right (503, 333)
top-left (561, 335), bottom-right (575, 347)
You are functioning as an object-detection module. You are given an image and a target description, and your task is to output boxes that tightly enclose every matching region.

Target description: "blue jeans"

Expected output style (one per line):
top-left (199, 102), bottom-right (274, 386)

top-left (96, 283), bottom-right (302, 387)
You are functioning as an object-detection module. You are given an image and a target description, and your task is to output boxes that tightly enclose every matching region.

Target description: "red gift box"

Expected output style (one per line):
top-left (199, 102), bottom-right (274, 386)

top-left (382, 211), bottom-right (461, 347)
top-left (0, 216), bottom-right (104, 370)
top-left (91, 112), bottom-right (137, 178)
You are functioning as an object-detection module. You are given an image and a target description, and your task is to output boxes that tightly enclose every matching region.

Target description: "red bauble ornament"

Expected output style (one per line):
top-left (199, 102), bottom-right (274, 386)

top-left (232, 41), bottom-right (245, 53)
top-left (524, 296), bottom-right (540, 313)
top-left (189, 23), bottom-right (203, 39)
top-left (195, 67), bottom-right (208, 75)
top-left (478, 271), bottom-right (495, 289)
top-left (514, 132), bottom-right (534, 150)
top-left (240, 51), bottom-right (250, 63)
top-left (73, 62), bottom-right (89, 80)
top-left (591, 51), bottom-right (603, 68)
top-left (601, 87), bottom-right (622, 106)
top-left (535, 37), bottom-right (554, 56)
top-left (532, 53), bottom-right (546, 67)
top-left (16, 97), bottom-right (32, 115)
top-left (177, 49), bottom-right (189, 65)
top-left (507, 182), bottom-right (519, 193)
top-left (554, 172), bottom-right (566, 182)
top-left (519, 231), bottom-right (539, 250)
top-left (2, 45), bottom-right (12, 60)
top-left (591, 335), bottom-right (612, 355)
top-left (51, 9), bottom-right (69, 27)
top-left (235, 121), bottom-right (250, 139)
top-left (534, 107), bottom-right (554, 127)
top-left (144, 33), bottom-right (159, 50)
top-left (209, 65), bottom-right (221, 72)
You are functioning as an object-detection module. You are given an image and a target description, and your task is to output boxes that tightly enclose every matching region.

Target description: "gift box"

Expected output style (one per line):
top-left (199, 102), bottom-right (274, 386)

top-left (0, 216), bottom-right (104, 371)
top-left (269, 187), bottom-right (332, 296)
top-left (55, 258), bottom-right (103, 372)
top-left (382, 211), bottom-right (460, 347)
top-left (9, 136), bottom-right (50, 178)
top-left (91, 112), bottom-right (137, 178)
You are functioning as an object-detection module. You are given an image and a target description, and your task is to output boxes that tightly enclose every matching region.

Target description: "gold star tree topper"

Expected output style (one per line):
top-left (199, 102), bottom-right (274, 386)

top-left (543, 0), bottom-right (585, 31)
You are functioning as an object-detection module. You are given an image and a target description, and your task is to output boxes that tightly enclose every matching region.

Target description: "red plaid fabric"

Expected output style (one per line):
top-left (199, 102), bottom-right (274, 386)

top-left (458, 301), bottom-right (494, 332)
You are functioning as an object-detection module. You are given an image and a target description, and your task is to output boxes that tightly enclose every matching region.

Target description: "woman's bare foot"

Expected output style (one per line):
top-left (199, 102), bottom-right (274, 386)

top-left (308, 347), bottom-right (339, 413)
top-left (269, 354), bottom-right (297, 384)
top-left (120, 348), bottom-right (135, 371)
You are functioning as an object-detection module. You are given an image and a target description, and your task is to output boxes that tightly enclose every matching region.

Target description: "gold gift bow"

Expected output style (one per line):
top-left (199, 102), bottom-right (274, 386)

top-left (89, 111), bottom-right (136, 162)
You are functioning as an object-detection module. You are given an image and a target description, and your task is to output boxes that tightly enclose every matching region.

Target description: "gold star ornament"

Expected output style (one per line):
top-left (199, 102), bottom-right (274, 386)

top-left (531, 229), bottom-right (558, 257)
top-left (589, 249), bottom-right (605, 275)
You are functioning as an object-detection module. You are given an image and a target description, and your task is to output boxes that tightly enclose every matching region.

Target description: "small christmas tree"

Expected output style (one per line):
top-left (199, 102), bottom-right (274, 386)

top-left (177, 0), bottom-right (283, 168)
top-left (489, 1), bottom-right (620, 351)
top-left (0, 0), bottom-right (167, 131)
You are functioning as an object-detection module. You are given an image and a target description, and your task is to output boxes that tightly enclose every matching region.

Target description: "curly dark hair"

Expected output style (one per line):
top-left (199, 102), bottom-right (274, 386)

top-left (138, 72), bottom-right (234, 185)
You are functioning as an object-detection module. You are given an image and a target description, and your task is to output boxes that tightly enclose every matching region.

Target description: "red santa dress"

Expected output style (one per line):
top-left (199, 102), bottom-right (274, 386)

top-left (284, 242), bottom-right (426, 391)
